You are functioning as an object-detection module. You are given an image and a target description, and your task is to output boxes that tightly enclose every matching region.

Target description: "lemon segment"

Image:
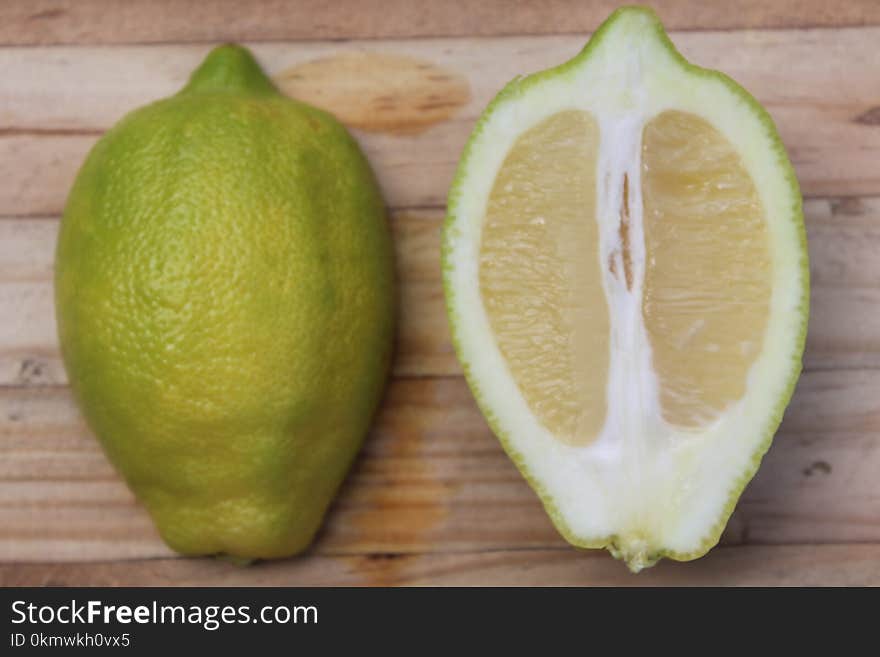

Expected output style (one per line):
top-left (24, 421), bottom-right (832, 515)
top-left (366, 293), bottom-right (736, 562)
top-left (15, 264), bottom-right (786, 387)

top-left (642, 110), bottom-right (772, 429)
top-left (480, 110), bottom-right (607, 446)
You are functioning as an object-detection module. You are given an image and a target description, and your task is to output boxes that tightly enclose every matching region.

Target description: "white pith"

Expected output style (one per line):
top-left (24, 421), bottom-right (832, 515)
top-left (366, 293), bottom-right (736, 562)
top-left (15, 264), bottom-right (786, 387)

top-left (445, 12), bottom-right (805, 568)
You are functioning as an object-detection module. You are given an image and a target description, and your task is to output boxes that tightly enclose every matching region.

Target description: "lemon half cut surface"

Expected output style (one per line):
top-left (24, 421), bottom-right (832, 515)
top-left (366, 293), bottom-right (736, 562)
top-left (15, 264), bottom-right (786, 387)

top-left (443, 7), bottom-right (808, 570)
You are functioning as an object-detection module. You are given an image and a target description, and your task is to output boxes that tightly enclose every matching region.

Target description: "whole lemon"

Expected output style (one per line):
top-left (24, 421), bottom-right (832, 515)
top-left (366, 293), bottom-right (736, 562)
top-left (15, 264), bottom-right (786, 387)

top-left (55, 45), bottom-right (395, 560)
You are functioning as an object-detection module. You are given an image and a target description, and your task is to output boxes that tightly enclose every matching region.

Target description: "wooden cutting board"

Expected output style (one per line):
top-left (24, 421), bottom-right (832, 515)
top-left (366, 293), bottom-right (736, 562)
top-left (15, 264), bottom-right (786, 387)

top-left (1, 0), bottom-right (879, 586)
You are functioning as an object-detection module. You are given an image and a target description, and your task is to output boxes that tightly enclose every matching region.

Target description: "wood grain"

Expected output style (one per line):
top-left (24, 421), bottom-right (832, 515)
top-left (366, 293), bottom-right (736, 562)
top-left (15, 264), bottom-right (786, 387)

top-left (1, 198), bottom-right (878, 385)
top-left (1, 544), bottom-right (878, 586)
top-left (1, 1), bottom-right (878, 46)
top-left (1, 370), bottom-right (878, 562)
top-left (1, 29), bottom-right (879, 215)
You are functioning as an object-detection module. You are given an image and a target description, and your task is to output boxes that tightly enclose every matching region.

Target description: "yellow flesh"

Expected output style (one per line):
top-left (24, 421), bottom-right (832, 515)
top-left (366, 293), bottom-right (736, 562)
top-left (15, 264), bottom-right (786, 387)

top-left (642, 111), bottom-right (771, 427)
top-left (479, 109), bottom-right (771, 441)
top-left (479, 110), bottom-right (608, 446)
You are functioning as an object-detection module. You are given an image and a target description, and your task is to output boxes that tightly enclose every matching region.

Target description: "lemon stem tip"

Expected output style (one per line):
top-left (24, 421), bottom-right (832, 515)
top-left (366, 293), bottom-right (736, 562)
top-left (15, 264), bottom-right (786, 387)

top-left (182, 43), bottom-right (278, 96)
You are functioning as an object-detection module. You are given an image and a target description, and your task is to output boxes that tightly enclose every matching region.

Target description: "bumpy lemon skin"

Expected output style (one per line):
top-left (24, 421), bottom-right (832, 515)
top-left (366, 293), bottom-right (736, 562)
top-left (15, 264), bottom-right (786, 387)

top-left (442, 7), bottom-right (808, 571)
top-left (55, 45), bottom-right (395, 560)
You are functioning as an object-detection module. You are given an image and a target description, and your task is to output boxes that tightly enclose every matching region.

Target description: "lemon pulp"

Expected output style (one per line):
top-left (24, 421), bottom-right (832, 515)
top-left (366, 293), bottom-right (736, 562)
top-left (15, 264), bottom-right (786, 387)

top-left (480, 110), bottom-right (608, 446)
top-left (643, 111), bottom-right (771, 428)
top-left (478, 109), bottom-right (771, 441)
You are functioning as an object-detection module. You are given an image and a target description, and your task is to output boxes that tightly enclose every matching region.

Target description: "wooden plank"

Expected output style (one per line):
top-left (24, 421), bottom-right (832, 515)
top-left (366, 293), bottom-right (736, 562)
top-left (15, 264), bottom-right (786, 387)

top-left (1, 29), bottom-right (879, 215)
top-left (1, 1), bottom-right (878, 46)
top-left (1, 370), bottom-right (878, 562)
top-left (0, 544), bottom-right (877, 586)
top-left (1, 198), bottom-right (878, 384)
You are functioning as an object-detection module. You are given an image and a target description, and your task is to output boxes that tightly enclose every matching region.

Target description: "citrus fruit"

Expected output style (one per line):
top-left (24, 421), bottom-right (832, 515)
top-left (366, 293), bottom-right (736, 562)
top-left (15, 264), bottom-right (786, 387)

top-left (55, 45), bottom-right (395, 560)
top-left (443, 7), bottom-right (808, 570)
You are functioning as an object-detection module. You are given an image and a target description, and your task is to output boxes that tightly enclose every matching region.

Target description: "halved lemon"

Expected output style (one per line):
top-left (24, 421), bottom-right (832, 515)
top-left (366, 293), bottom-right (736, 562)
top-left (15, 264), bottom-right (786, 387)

top-left (442, 6), bottom-right (808, 571)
